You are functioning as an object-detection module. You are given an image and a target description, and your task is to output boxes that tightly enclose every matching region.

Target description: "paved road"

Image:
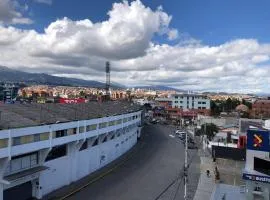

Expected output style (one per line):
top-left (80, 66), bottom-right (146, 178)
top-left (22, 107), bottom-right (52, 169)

top-left (65, 124), bottom-right (200, 200)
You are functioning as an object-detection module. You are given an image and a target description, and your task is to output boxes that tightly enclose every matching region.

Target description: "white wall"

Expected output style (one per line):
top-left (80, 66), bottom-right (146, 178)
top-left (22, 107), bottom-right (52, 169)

top-left (40, 156), bottom-right (70, 195)
top-left (39, 128), bottom-right (138, 196)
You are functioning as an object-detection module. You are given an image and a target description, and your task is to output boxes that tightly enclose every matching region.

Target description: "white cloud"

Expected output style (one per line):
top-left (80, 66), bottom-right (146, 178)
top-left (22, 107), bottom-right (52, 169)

top-left (168, 29), bottom-right (178, 40)
top-left (0, 0), bottom-right (270, 93)
top-left (0, 0), bottom-right (32, 25)
top-left (34, 0), bottom-right (52, 5)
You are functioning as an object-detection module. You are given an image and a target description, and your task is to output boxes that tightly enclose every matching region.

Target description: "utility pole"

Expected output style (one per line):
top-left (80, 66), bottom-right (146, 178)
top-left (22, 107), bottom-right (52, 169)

top-left (184, 127), bottom-right (188, 200)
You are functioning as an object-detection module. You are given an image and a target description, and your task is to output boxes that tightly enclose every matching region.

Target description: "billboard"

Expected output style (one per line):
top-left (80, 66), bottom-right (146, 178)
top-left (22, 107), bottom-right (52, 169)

top-left (59, 98), bottom-right (87, 104)
top-left (247, 130), bottom-right (270, 152)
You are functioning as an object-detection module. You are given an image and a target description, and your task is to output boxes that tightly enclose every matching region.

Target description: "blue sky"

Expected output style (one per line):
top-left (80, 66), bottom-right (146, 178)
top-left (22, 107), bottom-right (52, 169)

top-left (1, 0), bottom-right (270, 93)
top-left (23, 0), bottom-right (270, 45)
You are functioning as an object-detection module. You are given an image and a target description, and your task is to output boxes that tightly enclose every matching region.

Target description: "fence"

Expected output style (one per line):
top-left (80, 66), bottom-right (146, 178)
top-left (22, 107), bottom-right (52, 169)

top-left (212, 145), bottom-right (246, 161)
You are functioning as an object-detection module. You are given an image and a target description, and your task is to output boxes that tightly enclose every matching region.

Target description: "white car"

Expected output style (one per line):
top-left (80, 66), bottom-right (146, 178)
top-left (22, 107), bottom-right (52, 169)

top-left (175, 130), bottom-right (186, 135)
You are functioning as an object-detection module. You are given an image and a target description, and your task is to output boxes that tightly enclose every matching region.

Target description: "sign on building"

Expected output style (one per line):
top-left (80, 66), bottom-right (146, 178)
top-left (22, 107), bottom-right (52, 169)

top-left (247, 130), bottom-right (270, 152)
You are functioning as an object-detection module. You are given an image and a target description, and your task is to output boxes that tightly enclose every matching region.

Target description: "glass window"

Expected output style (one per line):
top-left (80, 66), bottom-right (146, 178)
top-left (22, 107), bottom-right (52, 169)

top-left (34, 134), bottom-right (40, 142)
top-left (13, 137), bottom-right (21, 146)
top-left (109, 121), bottom-right (115, 126)
top-left (99, 122), bottom-right (108, 129)
top-left (55, 129), bottom-right (68, 138)
top-left (79, 126), bottom-right (84, 133)
top-left (87, 124), bottom-right (97, 131)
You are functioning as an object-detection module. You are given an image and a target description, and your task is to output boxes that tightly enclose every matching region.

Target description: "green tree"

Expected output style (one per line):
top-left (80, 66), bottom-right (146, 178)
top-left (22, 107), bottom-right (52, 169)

top-left (242, 99), bottom-right (252, 109)
top-left (79, 90), bottom-right (85, 97)
top-left (201, 123), bottom-right (219, 140)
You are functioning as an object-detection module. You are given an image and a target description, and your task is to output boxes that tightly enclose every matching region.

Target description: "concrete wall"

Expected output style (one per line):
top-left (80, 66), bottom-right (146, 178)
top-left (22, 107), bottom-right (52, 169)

top-left (39, 128), bottom-right (138, 197)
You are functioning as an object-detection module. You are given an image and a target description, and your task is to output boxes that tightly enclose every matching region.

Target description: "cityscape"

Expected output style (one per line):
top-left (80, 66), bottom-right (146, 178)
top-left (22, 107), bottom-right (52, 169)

top-left (0, 1), bottom-right (270, 200)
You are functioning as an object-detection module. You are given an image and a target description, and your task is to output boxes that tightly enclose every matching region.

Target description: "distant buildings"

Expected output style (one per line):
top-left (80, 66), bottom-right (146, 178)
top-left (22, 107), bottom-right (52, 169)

top-left (250, 100), bottom-right (270, 118)
top-left (0, 83), bottom-right (19, 103)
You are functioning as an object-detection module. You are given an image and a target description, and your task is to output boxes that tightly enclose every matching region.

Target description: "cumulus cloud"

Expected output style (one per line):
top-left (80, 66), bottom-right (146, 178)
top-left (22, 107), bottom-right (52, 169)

top-left (0, 0), bottom-right (32, 25)
top-left (0, 0), bottom-right (270, 93)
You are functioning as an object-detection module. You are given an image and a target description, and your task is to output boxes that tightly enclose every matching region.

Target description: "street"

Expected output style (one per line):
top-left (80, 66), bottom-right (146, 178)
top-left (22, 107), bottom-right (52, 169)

top-left (64, 124), bottom-right (200, 200)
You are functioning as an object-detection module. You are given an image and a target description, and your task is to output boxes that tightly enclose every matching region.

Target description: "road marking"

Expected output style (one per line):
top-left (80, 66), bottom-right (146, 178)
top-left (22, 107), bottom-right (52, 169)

top-left (169, 134), bottom-right (175, 138)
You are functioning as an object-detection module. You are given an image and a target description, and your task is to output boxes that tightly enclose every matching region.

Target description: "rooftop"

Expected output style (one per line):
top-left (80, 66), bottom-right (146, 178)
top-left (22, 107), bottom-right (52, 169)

top-left (0, 101), bottom-right (141, 130)
top-left (171, 93), bottom-right (208, 98)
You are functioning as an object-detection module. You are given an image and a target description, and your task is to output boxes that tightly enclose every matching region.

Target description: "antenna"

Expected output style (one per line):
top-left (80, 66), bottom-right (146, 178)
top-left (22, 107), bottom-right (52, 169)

top-left (105, 61), bottom-right (111, 99)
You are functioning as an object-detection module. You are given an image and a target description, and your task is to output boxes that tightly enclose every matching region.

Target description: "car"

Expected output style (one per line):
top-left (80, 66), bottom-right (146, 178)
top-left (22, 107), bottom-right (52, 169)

top-left (175, 130), bottom-right (185, 135)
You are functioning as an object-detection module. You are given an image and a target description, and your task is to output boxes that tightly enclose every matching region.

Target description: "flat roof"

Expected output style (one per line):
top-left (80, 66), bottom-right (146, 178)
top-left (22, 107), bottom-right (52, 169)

top-left (171, 93), bottom-right (208, 97)
top-left (0, 101), bottom-right (141, 130)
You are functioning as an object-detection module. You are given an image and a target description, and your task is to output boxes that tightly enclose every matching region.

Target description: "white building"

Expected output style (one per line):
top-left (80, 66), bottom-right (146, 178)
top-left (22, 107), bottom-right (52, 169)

top-left (170, 94), bottom-right (210, 110)
top-left (0, 102), bottom-right (142, 200)
top-left (243, 129), bottom-right (270, 200)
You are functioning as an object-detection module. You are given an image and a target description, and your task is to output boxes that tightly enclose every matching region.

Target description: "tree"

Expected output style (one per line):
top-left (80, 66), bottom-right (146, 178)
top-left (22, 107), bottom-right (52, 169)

top-left (242, 99), bottom-right (252, 109)
top-left (201, 123), bottom-right (219, 140)
top-left (79, 90), bottom-right (86, 97)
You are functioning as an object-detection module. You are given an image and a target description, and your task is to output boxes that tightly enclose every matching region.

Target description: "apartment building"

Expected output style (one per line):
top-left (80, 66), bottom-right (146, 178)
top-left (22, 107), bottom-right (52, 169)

top-left (171, 94), bottom-right (210, 110)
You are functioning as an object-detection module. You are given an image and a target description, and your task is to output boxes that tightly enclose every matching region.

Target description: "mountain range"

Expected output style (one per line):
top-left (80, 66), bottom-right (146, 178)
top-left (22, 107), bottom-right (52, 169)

top-left (0, 66), bottom-right (122, 88)
top-left (0, 66), bottom-right (185, 91)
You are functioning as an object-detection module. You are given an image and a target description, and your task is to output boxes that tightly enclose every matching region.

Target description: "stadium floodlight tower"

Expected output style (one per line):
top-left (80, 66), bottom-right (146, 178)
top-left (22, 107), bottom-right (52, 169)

top-left (105, 61), bottom-right (111, 100)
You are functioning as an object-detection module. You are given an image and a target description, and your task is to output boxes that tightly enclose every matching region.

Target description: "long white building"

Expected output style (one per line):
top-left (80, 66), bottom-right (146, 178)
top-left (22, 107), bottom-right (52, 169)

top-left (0, 102), bottom-right (142, 200)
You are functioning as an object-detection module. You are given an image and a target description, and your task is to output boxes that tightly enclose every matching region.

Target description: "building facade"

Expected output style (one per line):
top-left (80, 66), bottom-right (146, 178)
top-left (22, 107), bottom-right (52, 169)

top-left (251, 100), bottom-right (270, 118)
top-left (0, 110), bottom-right (142, 200)
top-left (243, 129), bottom-right (270, 200)
top-left (171, 94), bottom-right (210, 110)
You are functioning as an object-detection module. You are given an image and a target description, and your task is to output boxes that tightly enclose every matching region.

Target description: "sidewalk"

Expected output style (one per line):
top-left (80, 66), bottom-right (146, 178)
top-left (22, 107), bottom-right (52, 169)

top-left (193, 154), bottom-right (215, 200)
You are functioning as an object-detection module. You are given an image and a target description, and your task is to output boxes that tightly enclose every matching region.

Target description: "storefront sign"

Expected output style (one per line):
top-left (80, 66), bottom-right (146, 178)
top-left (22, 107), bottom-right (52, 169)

top-left (243, 173), bottom-right (270, 183)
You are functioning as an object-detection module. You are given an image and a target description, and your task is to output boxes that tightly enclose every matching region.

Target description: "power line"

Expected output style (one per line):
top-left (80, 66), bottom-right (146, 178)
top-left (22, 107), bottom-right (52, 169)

top-left (171, 175), bottom-right (184, 200)
top-left (154, 169), bottom-right (184, 200)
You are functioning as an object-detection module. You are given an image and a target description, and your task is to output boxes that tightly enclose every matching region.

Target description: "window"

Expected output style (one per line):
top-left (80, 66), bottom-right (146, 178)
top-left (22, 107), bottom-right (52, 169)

top-left (198, 102), bottom-right (201, 104)
top-left (202, 102), bottom-right (206, 104)
top-left (7, 152), bottom-right (38, 174)
top-left (175, 96), bottom-right (178, 99)
top-left (13, 137), bottom-right (21, 146)
top-left (72, 128), bottom-right (77, 134)
top-left (87, 124), bottom-right (97, 131)
top-left (109, 121), bottom-right (115, 126)
top-left (55, 129), bottom-right (67, 138)
top-left (79, 126), bottom-right (84, 133)
top-left (45, 145), bottom-right (67, 162)
top-left (34, 134), bottom-right (40, 142)
top-left (0, 139), bottom-right (8, 148)
top-left (175, 101), bottom-right (178, 103)
top-left (180, 101), bottom-right (183, 103)
top-left (67, 128), bottom-right (77, 135)
top-left (116, 119), bottom-right (122, 124)
top-left (79, 141), bottom-right (88, 151)
top-left (254, 157), bottom-right (270, 176)
top-left (99, 122), bottom-right (107, 129)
